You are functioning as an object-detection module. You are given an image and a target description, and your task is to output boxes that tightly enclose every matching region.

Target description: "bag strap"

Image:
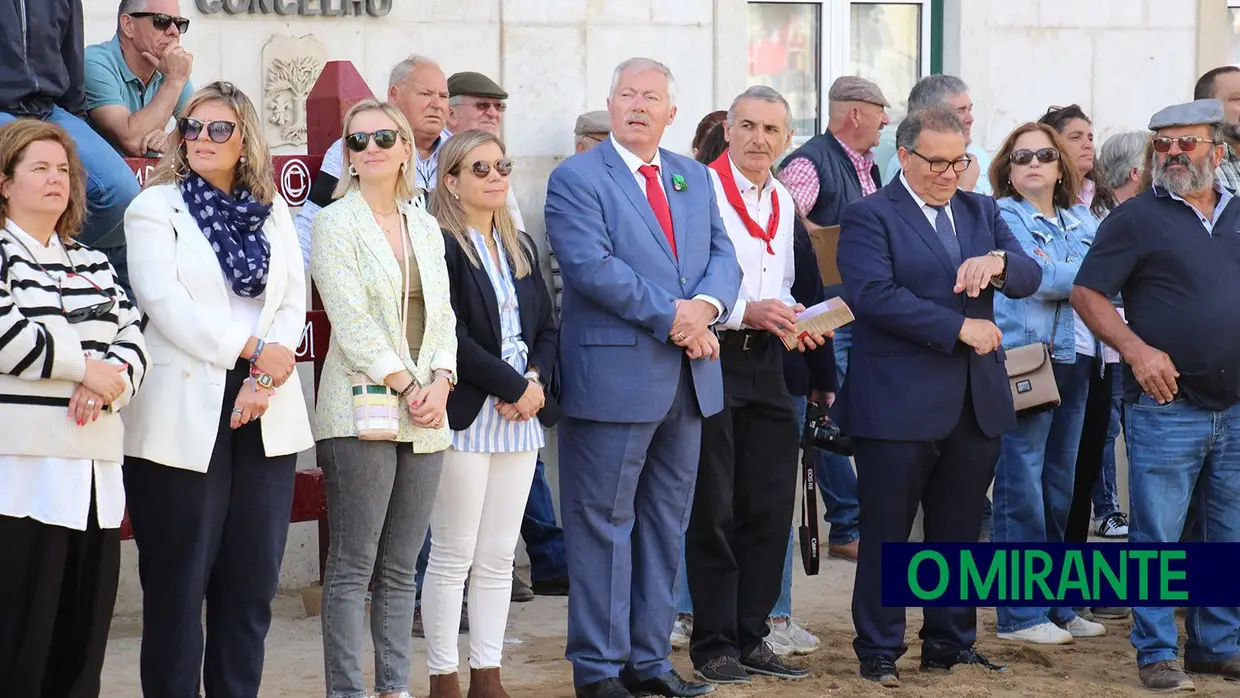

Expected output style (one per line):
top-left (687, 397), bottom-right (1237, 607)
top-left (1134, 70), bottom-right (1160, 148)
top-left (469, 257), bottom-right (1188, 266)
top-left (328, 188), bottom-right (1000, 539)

top-left (397, 210), bottom-right (413, 359)
top-left (799, 405), bottom-right (821, 576)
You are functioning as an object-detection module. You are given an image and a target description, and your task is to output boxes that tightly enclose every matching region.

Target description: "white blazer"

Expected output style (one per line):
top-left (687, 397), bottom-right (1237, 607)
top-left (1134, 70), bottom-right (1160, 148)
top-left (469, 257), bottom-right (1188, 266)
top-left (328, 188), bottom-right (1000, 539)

top-left (122, 183), bottom-right (314, 472)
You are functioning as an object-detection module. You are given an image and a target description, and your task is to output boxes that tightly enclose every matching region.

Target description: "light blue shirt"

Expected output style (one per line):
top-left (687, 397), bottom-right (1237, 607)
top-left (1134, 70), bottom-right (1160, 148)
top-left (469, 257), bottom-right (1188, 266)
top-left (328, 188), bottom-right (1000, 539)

top-left (1167, 184), bottom-right (1234, 235)
top-left (884, 142), bottom-right (993, 196)
top-left (84, 35), bottom-right (194, 155)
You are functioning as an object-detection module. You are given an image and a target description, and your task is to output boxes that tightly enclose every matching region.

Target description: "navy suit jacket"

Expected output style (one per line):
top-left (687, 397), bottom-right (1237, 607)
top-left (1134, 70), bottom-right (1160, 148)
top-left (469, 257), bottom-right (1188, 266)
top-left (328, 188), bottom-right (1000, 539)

top-left (544, 138), bottom-right (741, 422)
top-left (829, 180), bottom-right (1042, 440)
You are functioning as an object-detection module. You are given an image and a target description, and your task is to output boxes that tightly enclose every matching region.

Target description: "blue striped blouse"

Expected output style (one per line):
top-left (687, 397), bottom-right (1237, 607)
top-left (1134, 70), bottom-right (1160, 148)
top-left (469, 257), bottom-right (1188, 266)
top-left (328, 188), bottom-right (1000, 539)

top-left (451, 228), bottom-right (547, 454)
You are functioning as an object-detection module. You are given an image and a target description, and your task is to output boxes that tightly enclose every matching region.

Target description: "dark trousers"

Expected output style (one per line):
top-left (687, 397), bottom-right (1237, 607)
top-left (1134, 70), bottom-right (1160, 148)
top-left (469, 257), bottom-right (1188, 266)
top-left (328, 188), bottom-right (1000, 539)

top-left (0, 496), bottom-right (120, 698)
top-left (686, 337), bottom-right (800, 664)
top-left (523, 458), bottom-right (570, 582)
top-left (124, 363), bottom-right (299, 698)
top-left (1067, 358), bottom-right (1113, 543)
top-left (851, 387), bottom-right (1000, 661)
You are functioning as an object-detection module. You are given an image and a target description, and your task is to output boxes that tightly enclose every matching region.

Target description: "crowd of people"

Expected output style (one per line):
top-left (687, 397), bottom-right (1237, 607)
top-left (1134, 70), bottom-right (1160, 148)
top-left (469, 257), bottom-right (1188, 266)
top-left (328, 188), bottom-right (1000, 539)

top-left (2, 2), bottom-right (1240, 698)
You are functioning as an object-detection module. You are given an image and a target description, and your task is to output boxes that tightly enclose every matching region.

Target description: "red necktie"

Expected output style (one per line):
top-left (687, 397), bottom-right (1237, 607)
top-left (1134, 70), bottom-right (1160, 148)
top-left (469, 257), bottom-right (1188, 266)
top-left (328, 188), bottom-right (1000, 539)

top-left (638, 164), bottom-right (677, 259)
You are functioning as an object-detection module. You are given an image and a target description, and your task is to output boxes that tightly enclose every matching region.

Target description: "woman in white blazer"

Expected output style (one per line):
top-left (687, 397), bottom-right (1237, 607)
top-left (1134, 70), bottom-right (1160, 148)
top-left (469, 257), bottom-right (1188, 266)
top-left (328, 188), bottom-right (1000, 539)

top-left (121, 81), bottom-right (314, 698)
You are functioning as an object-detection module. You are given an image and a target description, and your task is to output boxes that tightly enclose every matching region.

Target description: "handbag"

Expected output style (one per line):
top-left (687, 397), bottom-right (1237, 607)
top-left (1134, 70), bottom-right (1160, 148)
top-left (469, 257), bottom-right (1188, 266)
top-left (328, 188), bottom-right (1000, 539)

top-left (1005, 302), bottom-right (1063, 416)
top-left (350, 217), bottom-right (414, 441)
top-left (798, 402), bottom-right (821, 576)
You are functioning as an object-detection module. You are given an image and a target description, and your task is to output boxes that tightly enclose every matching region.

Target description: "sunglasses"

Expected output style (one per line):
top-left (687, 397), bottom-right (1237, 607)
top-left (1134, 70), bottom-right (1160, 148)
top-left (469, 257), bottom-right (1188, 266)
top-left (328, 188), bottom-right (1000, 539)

top-left (178, 118), bottom-right (236, 143)
top-left (1045, 103), bottom-right (1080, 116)
top-left (59, 272), bottom-right (116, 324)
top-left (345, 130), bottom-right (400, 152)
top-left (909, 149), bottom-right (972, 174)
top-left (464, 159), bottom-right (514, 178)
top-left (464, 100), bottom-right (507, 114)
top-left (1010, 147), bottom-right (1060, 166)
top-left (127, 12), bottom-right (190, 35)
top-left (1152, 136), bottom-right (1215, 153)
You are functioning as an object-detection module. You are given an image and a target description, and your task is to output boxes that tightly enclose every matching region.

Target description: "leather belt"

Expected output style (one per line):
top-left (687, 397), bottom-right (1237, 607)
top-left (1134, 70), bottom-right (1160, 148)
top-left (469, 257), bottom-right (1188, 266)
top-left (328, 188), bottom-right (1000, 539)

top-left (719, 329), bottom-right (769, 352)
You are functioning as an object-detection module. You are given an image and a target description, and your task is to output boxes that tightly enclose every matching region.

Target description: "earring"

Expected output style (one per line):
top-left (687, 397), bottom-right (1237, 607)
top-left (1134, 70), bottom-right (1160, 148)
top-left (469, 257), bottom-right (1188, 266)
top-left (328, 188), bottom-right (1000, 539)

top-left (239, 155), bottom-right (247, 164)
top-left (401, 161), bottom-right (408, 173)
top-left (453, 192), bottom-right (460, 200)
top-left (349, 164), bottom-right (358, 177)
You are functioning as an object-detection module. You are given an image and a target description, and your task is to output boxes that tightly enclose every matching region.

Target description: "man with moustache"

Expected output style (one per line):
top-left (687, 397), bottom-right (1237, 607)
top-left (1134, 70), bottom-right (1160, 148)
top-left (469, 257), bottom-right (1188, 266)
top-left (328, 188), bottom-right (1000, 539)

top-left (545, 57), bottom-right (741, 698)
top-left (1072, 99), bottom-right (1240, 693)
top-left (684, 85), bottom-right (827, 685)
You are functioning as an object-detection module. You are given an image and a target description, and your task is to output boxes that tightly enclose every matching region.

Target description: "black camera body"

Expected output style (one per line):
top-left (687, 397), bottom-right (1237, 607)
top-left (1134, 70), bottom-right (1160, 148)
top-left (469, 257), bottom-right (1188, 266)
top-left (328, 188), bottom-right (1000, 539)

top-left (802, 404), bottom-right (853, 456)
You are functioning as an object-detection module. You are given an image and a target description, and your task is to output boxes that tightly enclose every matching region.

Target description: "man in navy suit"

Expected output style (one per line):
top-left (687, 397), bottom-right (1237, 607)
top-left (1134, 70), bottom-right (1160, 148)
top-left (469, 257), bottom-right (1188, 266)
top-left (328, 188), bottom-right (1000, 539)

top-left (544, 57), bottom-right (742, 698)
top-left (830, 106), bottom-right (1041, 687)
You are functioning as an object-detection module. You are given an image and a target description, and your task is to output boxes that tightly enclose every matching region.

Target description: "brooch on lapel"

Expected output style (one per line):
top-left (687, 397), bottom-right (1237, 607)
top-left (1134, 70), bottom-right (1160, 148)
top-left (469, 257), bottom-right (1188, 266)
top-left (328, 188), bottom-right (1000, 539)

top-left (672, 174), bottom-right (687, 192)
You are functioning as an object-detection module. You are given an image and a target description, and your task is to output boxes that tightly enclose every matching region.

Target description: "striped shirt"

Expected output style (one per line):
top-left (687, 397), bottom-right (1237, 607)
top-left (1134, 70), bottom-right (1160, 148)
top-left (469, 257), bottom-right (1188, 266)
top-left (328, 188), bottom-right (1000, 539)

top-left (779, 136), bottom-right (878, 216)
top-left (451, 229), bottom-right (545, 454)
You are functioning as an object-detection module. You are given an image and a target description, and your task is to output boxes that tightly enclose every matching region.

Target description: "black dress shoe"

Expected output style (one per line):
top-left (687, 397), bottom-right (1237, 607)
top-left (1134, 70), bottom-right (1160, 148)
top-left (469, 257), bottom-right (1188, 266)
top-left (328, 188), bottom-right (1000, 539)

top-left (740, 642), bottom-right (809, 680)
top-left (920, 646), bottom-right (1007, 674)
top-left (860, 655), bottom-right (900, 687)
top-left (622, 670), bottom-right (714, 697)
top-left (532, 575), bottom-right (571, 596)
top-left (576, 677), bottom-right (635, 698)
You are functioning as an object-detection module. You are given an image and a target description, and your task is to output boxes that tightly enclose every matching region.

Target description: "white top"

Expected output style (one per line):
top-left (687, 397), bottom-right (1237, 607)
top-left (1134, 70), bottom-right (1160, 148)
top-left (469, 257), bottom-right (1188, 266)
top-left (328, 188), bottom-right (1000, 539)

top-left (899, 171), bottom-right (958, 233)
top-left (1073, 309), bottom-right (1096, 357)
top-left (708, 155), bottom-right (796, 331)
top-left (229, 290), bottom-right (266, 336)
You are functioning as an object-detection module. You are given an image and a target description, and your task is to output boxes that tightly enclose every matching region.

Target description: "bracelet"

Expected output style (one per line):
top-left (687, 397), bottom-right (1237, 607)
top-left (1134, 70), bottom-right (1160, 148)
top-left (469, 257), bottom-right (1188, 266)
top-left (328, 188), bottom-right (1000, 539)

top-left (398, 380), bottom-right (419, 399)
top-left (249, 338), bottom-right (266, 365)
top-left (434, 369), bottom-right (455, 391)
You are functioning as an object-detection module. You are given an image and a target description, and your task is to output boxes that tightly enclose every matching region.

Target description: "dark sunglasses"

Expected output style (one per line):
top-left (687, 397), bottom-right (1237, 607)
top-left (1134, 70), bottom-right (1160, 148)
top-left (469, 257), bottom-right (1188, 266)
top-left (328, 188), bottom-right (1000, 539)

top-left (1010, 147), bottom-right (1061, 166)
top-left (909, 149), bottom-right (972, 174)
top-left (345, 130), bottom-right (400, 152)
top-left (59, 272), bottom-right (116, 324)
top-left (1045, 103), bottom-right (1080, 116)
top-left (465, 159), bottom-right (514, 178)
top-left (1152, 136), bottom-right (1215, 153)
top-left (178, 118), bottom-right (236, 143)
top-left (127, 12), bottom-right (190, 35)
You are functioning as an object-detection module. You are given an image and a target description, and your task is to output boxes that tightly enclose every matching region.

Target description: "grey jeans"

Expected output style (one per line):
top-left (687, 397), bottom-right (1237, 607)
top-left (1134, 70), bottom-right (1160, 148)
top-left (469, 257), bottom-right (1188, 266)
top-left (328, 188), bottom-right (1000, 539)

top-left (320, 437), bottom-right (445, 698)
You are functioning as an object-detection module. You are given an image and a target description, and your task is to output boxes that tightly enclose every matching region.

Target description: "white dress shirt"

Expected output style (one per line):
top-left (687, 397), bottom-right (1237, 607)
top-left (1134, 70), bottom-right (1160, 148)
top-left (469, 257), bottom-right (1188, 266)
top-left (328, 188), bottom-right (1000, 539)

top-left (899, 171), bottom-right (957, 233)
top-left (708, 155), bottom-right (795, 331)
top-left (609, 134), bottom-right (725, 322)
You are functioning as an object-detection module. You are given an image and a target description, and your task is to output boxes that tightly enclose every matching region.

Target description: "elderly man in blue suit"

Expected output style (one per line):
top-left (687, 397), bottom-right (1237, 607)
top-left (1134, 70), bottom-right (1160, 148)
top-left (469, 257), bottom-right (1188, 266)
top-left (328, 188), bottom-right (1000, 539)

top-left (830, 105), bottom-right (1042, 687)
top-left (545, 57), bottom-right (742, 698)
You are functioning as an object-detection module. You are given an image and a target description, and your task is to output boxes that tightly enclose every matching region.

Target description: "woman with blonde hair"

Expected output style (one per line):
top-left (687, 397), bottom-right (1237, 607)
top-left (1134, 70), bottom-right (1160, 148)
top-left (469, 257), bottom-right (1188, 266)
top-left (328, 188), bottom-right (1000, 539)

top-left (311, 98), bottom-right (457, 698)
top-left (0, 118), bottom-right (147, 698)
top-left (422, 129), bottom-right (558, 697)
top-left (121, 81), bottom-right (314, 696)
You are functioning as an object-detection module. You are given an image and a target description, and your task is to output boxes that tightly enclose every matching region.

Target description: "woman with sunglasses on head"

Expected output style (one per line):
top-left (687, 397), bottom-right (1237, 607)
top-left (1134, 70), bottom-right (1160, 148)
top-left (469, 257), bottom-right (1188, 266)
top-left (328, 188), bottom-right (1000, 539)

top-left (984, 122), bottom-right (1107, 646)
top-left (0, 118), bottom-right (147, 698)
top-left (421, 130), bottom-right (558, 698)
top-left (1038, 105), bottom-right (1118, 219)
top-left (311, 99), bottom-right (456, 698)
top-left (120, 81), bottom-right (314, 697)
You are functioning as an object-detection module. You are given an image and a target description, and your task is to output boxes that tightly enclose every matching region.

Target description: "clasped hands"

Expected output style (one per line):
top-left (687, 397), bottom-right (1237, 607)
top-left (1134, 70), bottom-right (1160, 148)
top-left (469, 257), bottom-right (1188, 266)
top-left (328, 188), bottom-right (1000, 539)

top-left (70, 358), bottom-right (128, 426)
top-left (497, 379), bottom-right (546, 422)
top-left (669, 299), bottom-right (722, 360)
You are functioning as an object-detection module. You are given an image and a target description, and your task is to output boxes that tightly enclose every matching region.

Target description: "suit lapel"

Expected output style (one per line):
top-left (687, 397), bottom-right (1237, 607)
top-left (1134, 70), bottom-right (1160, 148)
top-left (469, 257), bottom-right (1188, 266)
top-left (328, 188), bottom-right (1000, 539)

top-left (888, 183), bottom-right (957, 278)
top-left (169, 190), bottom-right (229, 299)
top-left (660, 153), bottom-right (687, 272)
top-left (346, 192), bottom-right (402, 302)
top-left (601, 140), bottom-right (678, 267)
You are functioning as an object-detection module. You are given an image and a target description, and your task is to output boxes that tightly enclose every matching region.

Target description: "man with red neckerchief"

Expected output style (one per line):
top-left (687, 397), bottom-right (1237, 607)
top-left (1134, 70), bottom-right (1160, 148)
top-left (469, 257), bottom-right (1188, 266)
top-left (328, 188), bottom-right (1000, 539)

top-left (683, 85), bottom-right (830, 686)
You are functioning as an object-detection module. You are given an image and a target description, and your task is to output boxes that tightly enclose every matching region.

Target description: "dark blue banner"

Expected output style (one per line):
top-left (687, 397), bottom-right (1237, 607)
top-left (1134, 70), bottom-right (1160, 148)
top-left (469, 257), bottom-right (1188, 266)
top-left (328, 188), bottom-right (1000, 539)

top-left (880, 543), bottom-right (1240, 607)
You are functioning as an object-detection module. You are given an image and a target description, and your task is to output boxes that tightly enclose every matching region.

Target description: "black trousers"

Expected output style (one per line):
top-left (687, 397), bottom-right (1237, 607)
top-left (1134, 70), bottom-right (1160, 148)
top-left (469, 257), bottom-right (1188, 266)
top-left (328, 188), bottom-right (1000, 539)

top-left (0, 494), bottom-right (120, 698)
top-left (685, 336), bottom-right (800, 664)
top-left (851, 386), bottom-right (1000, 661)
top-left (1066, 358), bottom-right (1112, 543)
top-left (124, 363), bottom-right (299, 698)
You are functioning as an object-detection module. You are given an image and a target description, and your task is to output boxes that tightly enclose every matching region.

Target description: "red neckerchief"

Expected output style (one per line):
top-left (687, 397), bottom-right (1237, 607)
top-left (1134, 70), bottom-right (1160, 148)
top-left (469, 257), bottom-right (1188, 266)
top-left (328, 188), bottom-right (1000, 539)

top-left (708, 151), bottom-right (779, 255)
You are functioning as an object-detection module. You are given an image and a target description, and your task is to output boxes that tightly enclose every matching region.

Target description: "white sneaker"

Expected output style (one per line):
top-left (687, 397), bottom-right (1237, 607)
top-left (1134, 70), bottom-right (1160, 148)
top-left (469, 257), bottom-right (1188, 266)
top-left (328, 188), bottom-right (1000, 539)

top-left (1062, 616), bottom-right (1107, 638)
top-left (670, 615), bottom-right (692, 649)
top-left (1095, 512), bottom-right (1129, 538)
top-left (767, 617), bottom-right (821, 656)
top-left (997, 621), bottom-right (1074, 645)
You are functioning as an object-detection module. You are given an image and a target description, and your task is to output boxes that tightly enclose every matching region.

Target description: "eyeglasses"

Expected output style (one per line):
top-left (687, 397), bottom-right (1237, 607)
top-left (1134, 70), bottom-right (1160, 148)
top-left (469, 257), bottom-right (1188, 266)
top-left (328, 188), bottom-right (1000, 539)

top-left (464, 100), bottom-right (507, 114)
top-left (464, 159), bottom-right (514, 178)
top-left (909, 149), bottom-right (972, 174)
top-left (1010, 148), bottom-right (1061, 166)
top-left (127, 12), bottom-right (190, 35)
top-left (345, 130), bottom-right (400, 152)
top-left (59, 273), bottom-right (116, 324)
top-left (1152, 136), bottom-right (1216, 153)
top-left (178, 118), bottom-right (236, 143)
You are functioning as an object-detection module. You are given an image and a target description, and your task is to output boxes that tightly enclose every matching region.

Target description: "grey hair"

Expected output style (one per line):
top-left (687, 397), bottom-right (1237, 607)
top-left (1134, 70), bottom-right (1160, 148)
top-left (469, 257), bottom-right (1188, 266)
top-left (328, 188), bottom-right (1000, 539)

top-left (389, 55), bottom-right (441, 91)
top-left (727, 85), bottom-right (792, 129)
top-left (907, 74), bottom-right (970, 114)
top-left (895, 106), bottom-right (965, 151)
top-left (117, 0), bottom-right (147, 21)
top-left (1096, 131), bottom-right (1148, 191)
top-left (609, 57), bottom-right (677, 107)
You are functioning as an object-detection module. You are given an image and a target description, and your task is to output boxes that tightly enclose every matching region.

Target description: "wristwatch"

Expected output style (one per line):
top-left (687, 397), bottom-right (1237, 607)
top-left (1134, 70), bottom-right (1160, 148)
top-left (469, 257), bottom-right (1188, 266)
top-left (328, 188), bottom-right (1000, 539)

top-left (524, 368), bottom-right (541, 384)
top-left (986, 249), bottom-right (1008, 284)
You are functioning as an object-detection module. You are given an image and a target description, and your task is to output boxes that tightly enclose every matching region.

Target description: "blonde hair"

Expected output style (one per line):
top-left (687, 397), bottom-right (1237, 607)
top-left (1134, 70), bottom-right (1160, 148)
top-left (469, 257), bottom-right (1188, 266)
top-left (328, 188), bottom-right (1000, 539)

top-left (430, 129), bottom-right (530, 278)
top-left (146, 81), bottom-right (277, 203)
top-left (332, 100), bottom-right (418, 202)
top-left (0, 119), bottom-right (87, 242)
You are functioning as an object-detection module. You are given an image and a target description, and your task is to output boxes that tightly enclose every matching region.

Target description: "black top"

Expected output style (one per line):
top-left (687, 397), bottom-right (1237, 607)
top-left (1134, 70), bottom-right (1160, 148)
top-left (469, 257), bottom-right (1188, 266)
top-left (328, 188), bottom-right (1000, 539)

top-left (1074, 186), bottom-right (1240, 411)
top-left (0, 0), bottom-right (85, 117)
top-left (782, 216), bottom-right (836, 397)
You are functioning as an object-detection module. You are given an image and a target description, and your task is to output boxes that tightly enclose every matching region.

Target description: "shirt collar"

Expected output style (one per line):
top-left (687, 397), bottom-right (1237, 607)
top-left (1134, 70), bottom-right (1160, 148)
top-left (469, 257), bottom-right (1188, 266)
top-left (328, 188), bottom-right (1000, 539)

top-left (727, 152), bottom-right (773, 195)
top-left (1017, 197), bottom-right (1080, 231)
top-left (899, 171), bottom-right (941, 211)
top-left (1160, 182), bottom-right (1234, 213)
top-left (610, 134), bottom-right (662, 175)
top-left (834, 134), bottom-right (874, 165)
top-left (1078, 178), bottom-right (1096, 207)
top-left (109, 34), bottom-right (146, 87)
top-left (3, 219), bottom-right (60, 250)
top-left (415, 130), bottom-right (451, 165)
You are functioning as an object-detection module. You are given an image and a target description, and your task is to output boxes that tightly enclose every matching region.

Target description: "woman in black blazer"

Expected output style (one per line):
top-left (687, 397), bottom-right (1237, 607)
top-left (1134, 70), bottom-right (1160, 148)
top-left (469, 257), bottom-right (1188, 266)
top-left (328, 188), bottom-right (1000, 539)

top-left (421, 129), bottom-right (559, 696)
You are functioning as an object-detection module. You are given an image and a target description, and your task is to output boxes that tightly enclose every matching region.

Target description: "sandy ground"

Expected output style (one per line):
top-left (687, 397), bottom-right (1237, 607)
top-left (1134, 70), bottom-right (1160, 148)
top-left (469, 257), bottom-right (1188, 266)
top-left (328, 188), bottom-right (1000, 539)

top-left (100, 555), bottom-right (1238, 697)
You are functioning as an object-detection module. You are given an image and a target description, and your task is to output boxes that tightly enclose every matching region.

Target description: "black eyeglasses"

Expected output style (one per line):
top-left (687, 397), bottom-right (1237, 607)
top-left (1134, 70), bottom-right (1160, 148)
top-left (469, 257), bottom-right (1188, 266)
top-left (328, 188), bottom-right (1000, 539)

top-left (127, 12), bottom-right (190, 35)
top-left (1010, 148), bottom-right (1061, 166)
top-left (463, 159), bottom-right (514, 178)
top-left (1152, 136), bottom-right (1215, 153)
top-left (909, 149), bottom-right (972, 174)
top-left (178, 118), bottom-right (236, 143)
top-left (59, 272), bottom-right (116, 324)
top-left (345, 130), bottom-right (400, 152)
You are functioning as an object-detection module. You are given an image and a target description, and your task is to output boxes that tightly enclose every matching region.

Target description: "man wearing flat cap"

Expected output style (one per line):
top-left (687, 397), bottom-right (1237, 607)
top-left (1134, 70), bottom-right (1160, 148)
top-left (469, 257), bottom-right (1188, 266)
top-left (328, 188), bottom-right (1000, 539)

top-left (447, 71), bottom-right (508, 136)
top-left (574, 110), bottom-right (610, 153)
top-left (1072, 98), bottom-right (1240, 692)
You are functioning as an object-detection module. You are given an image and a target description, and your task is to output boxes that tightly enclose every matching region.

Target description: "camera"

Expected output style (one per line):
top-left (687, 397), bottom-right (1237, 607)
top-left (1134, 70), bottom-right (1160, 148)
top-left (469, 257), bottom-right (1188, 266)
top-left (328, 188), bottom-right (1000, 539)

top-left (803, 404), bottom-right (853, 456)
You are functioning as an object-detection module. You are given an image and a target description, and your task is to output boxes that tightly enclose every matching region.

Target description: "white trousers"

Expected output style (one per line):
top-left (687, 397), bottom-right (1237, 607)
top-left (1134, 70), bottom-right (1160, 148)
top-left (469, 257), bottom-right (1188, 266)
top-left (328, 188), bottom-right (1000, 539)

top-left (422, 447), bottom-right (537, 674)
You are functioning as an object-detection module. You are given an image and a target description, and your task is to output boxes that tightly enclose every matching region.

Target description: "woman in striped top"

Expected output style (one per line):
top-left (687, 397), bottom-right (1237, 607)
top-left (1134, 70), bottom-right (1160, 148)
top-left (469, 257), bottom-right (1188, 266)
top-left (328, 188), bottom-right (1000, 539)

top-left (425, 130), bottom-right (560, 698)
top-left (0, 119), bottom-right (148, 698)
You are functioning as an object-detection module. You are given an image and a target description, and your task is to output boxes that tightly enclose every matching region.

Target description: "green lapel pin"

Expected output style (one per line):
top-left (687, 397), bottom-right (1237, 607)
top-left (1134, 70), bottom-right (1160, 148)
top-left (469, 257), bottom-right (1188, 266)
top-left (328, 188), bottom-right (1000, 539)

top-left (672, 174), bottom-right (687, 192)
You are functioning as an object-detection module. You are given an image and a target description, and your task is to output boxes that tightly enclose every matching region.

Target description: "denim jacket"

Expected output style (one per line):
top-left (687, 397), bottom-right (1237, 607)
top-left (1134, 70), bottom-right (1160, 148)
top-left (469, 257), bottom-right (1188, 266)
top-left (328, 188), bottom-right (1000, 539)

top-left (993, 197), bottom-right (1098, 363)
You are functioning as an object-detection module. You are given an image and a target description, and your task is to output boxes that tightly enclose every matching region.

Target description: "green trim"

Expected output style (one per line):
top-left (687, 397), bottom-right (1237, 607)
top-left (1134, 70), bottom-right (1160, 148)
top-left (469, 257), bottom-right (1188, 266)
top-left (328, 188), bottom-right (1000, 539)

top-left (930, 0), bottom-right (944, 74)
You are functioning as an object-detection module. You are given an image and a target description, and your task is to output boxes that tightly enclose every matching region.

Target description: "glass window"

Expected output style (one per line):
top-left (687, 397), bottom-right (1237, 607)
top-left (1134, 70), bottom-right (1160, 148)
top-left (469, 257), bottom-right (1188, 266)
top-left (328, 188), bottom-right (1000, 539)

top-left (850, 2), bottom-right (923, 179)
top-left (1230, 5), bottom-right (1240, 64)
top-left (748, 3), bottom-right (822, 137)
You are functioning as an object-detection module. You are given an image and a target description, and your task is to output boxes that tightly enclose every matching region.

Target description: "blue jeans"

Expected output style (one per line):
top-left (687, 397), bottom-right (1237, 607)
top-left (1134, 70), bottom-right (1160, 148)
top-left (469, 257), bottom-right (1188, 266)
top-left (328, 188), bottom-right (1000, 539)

top-left (1090, 363), bottom-right (1124, 519)
top-left (0, 107), bottom-right (139, 296)
top-left (1125, 395), bottom-right (1240, 667)
top-left (677, 526), bottom-right (794, 619)
top-left (993, 356), bottom-right (1091, 632)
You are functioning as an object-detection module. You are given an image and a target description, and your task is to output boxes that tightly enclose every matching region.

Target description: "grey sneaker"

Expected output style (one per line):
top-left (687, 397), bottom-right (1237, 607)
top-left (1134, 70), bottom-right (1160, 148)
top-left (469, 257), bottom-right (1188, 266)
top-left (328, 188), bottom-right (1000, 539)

top-left (1139, 660), bottom-right (1196, 692)
top-left (1091, 607), bottom-right (1132, 620)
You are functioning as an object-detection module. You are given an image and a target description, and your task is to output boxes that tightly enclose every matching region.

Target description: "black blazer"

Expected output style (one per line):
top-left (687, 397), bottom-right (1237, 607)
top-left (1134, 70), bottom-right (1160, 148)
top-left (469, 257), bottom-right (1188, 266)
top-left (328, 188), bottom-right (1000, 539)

top-left (443, 229), bottom-right (561, 431)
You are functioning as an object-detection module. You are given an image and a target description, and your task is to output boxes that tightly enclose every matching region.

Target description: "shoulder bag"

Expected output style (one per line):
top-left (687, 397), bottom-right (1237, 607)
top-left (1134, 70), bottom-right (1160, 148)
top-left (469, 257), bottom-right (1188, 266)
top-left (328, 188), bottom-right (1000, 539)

top-left (1005, 301), bottom-right (1063, 417)
top-left (349, 219), bottom-right (413, 440)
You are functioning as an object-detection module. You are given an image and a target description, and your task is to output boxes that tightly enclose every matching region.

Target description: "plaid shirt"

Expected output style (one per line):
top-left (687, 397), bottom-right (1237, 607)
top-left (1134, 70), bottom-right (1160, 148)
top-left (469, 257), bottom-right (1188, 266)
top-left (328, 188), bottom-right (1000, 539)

top-left (1218, 143), bottom-right (1240, 193)
top-left (836, 136), bottom-right (878, 197)
top-left (777, 136), bottom-right (877, 216)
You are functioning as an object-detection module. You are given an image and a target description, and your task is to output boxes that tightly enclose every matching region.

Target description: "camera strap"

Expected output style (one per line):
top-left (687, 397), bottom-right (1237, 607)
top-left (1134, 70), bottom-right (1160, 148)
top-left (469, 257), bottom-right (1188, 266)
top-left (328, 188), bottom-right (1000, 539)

top-left (799, 411), bottom-right (821, 576)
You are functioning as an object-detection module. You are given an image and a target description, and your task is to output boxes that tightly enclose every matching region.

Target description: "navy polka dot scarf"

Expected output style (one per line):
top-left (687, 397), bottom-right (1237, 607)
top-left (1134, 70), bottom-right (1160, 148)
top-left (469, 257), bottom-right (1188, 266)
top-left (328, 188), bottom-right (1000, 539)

top-left (180, 171), bottom-right (274, 298)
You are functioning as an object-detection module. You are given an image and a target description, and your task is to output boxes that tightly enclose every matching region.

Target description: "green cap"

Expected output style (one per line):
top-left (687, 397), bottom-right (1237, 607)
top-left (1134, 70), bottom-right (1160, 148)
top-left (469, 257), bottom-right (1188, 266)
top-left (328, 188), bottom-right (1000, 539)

top-left (447, 71), bottom-right (508, 100)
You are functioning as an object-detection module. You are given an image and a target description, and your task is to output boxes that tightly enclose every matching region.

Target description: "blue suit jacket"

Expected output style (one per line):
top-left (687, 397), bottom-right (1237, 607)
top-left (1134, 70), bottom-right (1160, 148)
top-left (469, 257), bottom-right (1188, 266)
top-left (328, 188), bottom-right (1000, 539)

top-left (544, 139), bottom-right (741, 423)
top-left (828, 181), bottom-right (1042, 440)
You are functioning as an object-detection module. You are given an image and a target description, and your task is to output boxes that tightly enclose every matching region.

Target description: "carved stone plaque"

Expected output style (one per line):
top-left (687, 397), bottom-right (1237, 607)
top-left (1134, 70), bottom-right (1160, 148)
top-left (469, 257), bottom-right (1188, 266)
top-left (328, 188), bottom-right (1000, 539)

top-left (262, 35), bottom-right (327, 148)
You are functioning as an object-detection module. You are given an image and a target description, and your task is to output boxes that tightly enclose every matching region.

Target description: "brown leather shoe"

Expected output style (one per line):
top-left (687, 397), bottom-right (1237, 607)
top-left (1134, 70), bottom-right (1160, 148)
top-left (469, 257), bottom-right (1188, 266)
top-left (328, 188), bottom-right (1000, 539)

top-left (827, 539), bottom-right (859, 562)
top-left (467, 667), bottom-right (511, 698)
top-left (1185, 653), bottom-right (1240, 681)
top-left (1138, 660), bottom-right (1196, 692)
top-left (430, 672), bottom-right (464, 698)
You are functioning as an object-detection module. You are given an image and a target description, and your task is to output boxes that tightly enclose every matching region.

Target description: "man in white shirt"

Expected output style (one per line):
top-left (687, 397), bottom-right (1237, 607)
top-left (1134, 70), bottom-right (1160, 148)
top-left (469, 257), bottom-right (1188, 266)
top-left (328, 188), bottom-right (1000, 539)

top-left (684, 85), bottom-right (827, 685)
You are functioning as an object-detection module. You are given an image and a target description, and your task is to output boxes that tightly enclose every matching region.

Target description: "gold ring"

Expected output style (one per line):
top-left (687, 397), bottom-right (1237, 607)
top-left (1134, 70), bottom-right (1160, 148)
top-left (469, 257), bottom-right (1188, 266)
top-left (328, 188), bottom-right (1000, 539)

top-left (676, 332), bottom-right (686, 341)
